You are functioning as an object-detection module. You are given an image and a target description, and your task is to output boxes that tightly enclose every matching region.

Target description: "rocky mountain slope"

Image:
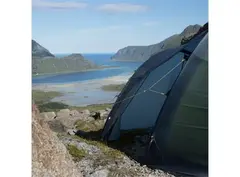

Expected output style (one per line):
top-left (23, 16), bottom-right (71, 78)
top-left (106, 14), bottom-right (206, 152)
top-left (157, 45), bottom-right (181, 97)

top-left (32, 40), bottom-right (55, 58)
top-left (36, 107), bottom-right (174, 177)
top-left (32, 41), bottom-right (101, 75)
top-left (32, 107), bottom-right (82, 177)
top-left (111, 24), bottom-right (201, 61)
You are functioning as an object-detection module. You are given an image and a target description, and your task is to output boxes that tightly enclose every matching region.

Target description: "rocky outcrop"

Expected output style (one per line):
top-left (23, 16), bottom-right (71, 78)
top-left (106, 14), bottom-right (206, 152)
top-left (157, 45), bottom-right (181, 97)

top-left (111, 24), bottom-right (201, 62)
top-left (32, 109), bottom-right (82, 177)
top-left (35, 106), bottom-right (174, 177)
top-left (32, 40), bottom-right (55, 58)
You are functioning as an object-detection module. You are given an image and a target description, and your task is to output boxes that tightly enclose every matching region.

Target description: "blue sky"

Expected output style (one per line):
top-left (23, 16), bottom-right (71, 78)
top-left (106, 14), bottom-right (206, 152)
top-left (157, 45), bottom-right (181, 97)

top-left (32, 0), bottom-right (208, 53)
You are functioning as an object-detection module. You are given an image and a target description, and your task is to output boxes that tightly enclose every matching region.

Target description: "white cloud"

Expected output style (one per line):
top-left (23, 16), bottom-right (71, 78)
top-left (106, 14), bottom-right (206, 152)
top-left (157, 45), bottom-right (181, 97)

top-left (142, 21), bottom-right (159, 26)
top-left (97, 3), bottom-right (148, 13)
top-left (32, 0), bottom-right (87, 9)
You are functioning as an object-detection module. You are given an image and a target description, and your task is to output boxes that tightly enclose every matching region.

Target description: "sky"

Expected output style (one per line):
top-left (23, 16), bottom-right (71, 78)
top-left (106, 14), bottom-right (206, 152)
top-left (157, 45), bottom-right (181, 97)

top-left (32, 0), bottom-right (208, 54)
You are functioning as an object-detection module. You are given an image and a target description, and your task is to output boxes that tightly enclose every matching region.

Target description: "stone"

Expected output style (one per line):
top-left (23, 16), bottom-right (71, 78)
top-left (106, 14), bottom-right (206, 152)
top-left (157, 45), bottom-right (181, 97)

top-left (39, 112), bottom-right (56, 121)
top-left (59, 109), bottom-right (70, 113)
top-left (98, 110), bottom-right (108, 117)
top-left (105, 108), bottom-right (111, 112)
top-left (57, 109), bottom-right (70, 117)
top-left (81, 109), bottom-right (90, 115)
top-left (76, 142), bottom-right (101, 155)
top-left (67, 129), bottom-right (77, 135)
top-left (86, 117), bottom-right (95, 122)
top-left (47, 120), bottom-right (65, 133)
top-left (69, 110), bottom-right (80, 116)
top-left (89, 169), bottom-right (109, 177)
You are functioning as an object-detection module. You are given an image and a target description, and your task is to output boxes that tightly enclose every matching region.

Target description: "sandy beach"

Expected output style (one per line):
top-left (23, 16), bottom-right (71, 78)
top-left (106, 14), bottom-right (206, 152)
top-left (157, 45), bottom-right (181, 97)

top-left (32, 74), bottom-right (132, 106)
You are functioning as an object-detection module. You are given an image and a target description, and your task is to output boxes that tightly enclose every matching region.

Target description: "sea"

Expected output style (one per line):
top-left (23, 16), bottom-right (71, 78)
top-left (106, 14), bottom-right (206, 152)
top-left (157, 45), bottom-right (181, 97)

top-left (32, 54), bottom-right (143, 106)
top-left (32, 53), bottom-right (142, 84)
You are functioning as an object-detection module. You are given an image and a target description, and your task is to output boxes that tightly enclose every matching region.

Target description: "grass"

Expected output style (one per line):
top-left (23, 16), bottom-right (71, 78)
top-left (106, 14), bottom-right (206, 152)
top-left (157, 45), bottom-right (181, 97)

top-left (38, 102), bottom-right (69, 112)
top-left (67, 144), bottom-right (87, 162)
top-left (32, 90), bottom-right (69, 112)
top-left (33, 90), bottom-right (113, 113)
top-left (75, 119), bottom-right (103, 132)
top-left (70, 103), bottom-right (113, 112)
top-left (101, 84), bottom-right (125, 92)
top-left (32, 90), bottom-right (63, 104)
top-left (71, 135), bottom-right (124, 159)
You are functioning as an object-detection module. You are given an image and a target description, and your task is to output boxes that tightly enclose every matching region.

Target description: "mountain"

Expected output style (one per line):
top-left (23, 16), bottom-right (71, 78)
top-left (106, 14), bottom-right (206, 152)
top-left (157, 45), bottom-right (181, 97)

top-left (111, 24), bottom-right (201, 62)
top-left (32, 40), bottom-right (55, 58)
top-left (32, 41), bottom-right (101, 75)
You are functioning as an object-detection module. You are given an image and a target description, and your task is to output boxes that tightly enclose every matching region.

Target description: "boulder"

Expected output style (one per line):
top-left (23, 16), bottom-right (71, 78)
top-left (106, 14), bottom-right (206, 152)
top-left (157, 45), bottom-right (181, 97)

top-left (80, 109), bottom-right (90, 116)
top-left (98, 110), bottom-right (109, 117)
top-left (89, 169), bottom-right (109, 177)
top-left (55, 116), bottom-right (80, 129)
top-left (92, 112), bottom-right (101, 120)
top-left (48, 120), bottom-right (65, 133)
top-left (70, 110), bottom-right (80, 117)
top-left (105, 108), bottom-right (111, 112)
top-left (57, 109), bottom-right (70, 117)
top-left (67, 129), bottom-right (77, 135)
top-left (39, 112), bottom-right (56, 121)
top-left (59, 109), bottom-right (70, 113)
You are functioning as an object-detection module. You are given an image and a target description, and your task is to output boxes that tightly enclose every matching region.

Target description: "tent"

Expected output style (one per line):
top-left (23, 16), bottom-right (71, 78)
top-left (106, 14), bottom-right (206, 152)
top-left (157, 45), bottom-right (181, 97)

top-left (102, 23), bottom-right (208, 174)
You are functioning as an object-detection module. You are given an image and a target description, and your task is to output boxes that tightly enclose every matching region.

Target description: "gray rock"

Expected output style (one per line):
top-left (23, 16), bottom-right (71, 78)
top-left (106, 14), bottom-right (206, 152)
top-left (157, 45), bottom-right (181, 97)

top-left (70, 110), bottom-right (80, 116)
top-left (59, 109), bottom-right (70, 113)
top-left (56, 109), bottom-right (70, 117)
top-left (47, 119), bottom-right (65, 133)
top-left (86, 117), bottom-right (95, 122)
top-left (98, 110), bottom-right (108, 117)
top-left (75, 142), bottom-right (101, 155)
top-left (67, 129), bottom-right (77, 135)
top-left (105, 108), bottom-right (111, 112)
top-left (89, 169), bottom-right (109, 177)
top-left (39, 112), bottom-right (56, 121)
top-left (32, 40), bottom-right (55, 58)
top-left (81, 109), bottom-right (90, 115)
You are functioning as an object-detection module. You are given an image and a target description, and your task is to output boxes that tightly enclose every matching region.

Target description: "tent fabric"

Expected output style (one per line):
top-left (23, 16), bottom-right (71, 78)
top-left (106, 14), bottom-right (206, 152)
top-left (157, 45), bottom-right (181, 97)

top-left (149, 33), bottom-right (208, 167)
top-left (101, 24), bottom-right (208, 172)
top-left (102, 29), bottom-right (208, 140)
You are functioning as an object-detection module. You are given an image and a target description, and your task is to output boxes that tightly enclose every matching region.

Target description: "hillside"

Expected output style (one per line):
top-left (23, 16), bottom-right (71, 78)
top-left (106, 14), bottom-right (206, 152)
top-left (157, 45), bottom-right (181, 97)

top-left (111, 24), bottom-right (201, 61)
top-left (32, 41), bottom-right (102, 75)
top-left (32, 40), bottom-right (55, 58)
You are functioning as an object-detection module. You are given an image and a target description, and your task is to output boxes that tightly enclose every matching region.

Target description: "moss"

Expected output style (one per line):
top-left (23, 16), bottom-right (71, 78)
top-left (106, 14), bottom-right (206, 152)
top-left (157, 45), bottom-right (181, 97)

top-left (71, 135), bottom-right (124, 159)
top-left (75, 120), bottom-right (101, 132)
top-left (101, 84), bottom-right (125, 92)
top-left (67, 144), bottom-right (87, 162)
top-left (70, 103), bottom-right (113, 112)
top-left (38, 102), bottom-right (69, 112)
top-left (32, 90), bottom-right (63, 104)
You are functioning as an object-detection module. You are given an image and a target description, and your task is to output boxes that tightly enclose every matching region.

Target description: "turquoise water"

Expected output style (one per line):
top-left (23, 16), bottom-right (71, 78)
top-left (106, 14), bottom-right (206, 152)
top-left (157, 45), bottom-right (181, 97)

top-left (32, 54), bottom-right (143, 106)
top-left (32, 53), bottom-right (142, 84)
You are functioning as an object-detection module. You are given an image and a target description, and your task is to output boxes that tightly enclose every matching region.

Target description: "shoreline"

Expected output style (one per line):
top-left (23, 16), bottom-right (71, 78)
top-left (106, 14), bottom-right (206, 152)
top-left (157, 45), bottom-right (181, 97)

top-left (32, 74), bottom-right (132, 88)
top-left (32, 74), bottom-right (132, 107)
top-left (32, 65), bottom-right (120, 78)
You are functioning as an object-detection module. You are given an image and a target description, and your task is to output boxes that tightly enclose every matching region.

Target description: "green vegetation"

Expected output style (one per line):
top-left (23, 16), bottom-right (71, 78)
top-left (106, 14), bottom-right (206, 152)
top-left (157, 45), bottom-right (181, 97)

top-left (71, 135), bottom-right (124, 159)
top-left (38, 102), bottom-right (69, 112)
top-left (33, 89), bottom-right (113, 113)
top-left (32, 90), bottom-right (68, 112)
top-left (75, 119), bottom-right (105, 132)
top-left (32, 90), bottom-right (63, 104)
top-left (67, 144), bottom-right (87, 162)
top-left (70, 103), bottom-right (113, 112)
top-left (101, 84), bottom-right (125, 92)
